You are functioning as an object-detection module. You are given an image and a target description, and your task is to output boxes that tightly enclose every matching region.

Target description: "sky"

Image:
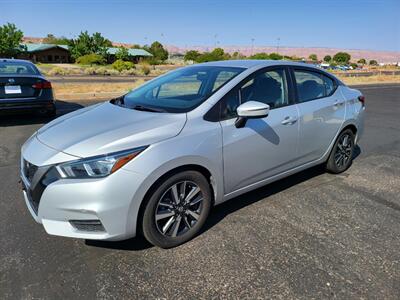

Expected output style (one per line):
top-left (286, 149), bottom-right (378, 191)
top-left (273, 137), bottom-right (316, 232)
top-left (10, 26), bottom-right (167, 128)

top-left (1, 0), bottom-right (399, 52)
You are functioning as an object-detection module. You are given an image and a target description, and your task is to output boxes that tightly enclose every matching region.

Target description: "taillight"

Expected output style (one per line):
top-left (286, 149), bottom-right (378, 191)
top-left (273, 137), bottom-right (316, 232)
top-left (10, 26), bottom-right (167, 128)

top-left (358, 95), bottom-right (365, 107)
top-left (33, 81), bottom-right (52, 89)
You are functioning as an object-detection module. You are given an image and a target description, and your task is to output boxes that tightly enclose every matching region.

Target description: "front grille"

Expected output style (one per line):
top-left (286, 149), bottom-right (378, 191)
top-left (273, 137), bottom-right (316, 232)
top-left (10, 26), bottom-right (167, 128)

top-left (23, 159), bottom-right (38, 183)
top-left (69, 220), bottom-right (105, 232)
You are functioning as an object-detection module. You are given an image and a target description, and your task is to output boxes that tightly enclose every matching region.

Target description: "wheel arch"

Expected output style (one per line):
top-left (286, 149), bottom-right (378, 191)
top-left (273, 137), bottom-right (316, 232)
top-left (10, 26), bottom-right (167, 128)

top-left (135, 163), bottom-right (216, 236)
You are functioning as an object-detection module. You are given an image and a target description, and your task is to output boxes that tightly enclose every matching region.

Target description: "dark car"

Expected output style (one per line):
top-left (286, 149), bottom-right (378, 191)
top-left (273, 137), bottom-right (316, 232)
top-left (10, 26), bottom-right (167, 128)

top-left (0, 59), bottom-right (56, 116)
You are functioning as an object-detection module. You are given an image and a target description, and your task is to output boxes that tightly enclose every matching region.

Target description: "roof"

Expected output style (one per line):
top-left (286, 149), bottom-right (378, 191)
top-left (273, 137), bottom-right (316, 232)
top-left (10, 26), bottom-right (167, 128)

top-left (106, 47), bottom-right (152, 57)
top-left (22, 43), bottom-right (152, 57)
top-left (23, 43), bottom-right (69, 52)
top-left (195, 59), bottom-right (317, 69)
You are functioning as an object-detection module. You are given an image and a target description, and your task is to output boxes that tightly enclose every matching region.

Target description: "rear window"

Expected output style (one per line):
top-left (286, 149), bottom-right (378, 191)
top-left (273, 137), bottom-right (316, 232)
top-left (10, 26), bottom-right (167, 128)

top-left (0, 61), bottom-right (39, 75)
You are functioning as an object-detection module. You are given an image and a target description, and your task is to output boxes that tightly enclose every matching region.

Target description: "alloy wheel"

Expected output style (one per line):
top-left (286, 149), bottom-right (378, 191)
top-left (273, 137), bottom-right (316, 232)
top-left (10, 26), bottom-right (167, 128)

top-left (334, 133), bottom-right (353, 168)
top-left (155, 181), bottom-right (204, 237)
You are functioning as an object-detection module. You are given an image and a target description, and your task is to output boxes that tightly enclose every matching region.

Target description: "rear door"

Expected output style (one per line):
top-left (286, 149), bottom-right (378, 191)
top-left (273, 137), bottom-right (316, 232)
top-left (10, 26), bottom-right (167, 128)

top-left (219, 67), bottom-right (300, 194)
top-left (292, 68), bottom-right (346, 164)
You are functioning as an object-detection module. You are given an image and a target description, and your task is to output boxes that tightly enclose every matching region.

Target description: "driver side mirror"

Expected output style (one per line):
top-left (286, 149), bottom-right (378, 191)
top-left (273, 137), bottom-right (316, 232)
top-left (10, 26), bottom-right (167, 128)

top-left (235, 101), bottom-right (270, 128)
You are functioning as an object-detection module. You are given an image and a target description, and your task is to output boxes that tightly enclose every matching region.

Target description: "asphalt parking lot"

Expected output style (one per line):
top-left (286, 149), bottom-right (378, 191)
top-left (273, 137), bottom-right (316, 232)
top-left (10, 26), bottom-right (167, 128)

top-left (1, 84), bottom-right (399, 299)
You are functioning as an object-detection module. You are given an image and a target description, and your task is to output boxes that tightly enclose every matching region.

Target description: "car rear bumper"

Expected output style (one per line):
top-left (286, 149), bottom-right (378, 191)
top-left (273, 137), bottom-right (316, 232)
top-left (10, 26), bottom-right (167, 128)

top-left (0, 99), bottom-right (55, 114)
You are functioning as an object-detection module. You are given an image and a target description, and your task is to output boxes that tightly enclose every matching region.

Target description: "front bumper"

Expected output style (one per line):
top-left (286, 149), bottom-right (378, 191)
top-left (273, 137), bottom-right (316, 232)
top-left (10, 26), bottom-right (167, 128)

top-left (21, 167), bottom-right (146, 241)
top-left (21, 137), bottom-right (147, 241)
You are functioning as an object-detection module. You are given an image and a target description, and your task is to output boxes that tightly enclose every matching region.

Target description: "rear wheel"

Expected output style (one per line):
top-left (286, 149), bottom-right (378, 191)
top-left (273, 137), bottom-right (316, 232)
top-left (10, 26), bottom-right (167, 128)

top-left (326, 129), bottom-right (355, 173)
top-left (142, 171), bottom-right (212, 248)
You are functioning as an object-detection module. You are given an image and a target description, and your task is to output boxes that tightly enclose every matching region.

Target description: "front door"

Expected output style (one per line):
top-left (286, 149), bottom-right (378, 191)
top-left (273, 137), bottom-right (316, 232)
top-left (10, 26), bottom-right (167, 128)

top-left (220, 67), bottom-right (300, 194)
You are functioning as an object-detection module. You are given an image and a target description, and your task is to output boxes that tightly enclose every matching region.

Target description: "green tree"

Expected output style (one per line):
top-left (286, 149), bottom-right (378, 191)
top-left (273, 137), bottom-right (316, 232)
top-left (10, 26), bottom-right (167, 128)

top-left (231, 51), bottom-right (245, 59)
top-left (357, 58), bottom-right (366, 65)
top-left (249, 52), bottom-right (270, 60)
top-left (196, 48), bottom-right (227, 63)
top-left (369, 59), bottom-right (378, 66)
top-left (131, 44), bottom-right (142, 49)
top-left (75, 53), bottom-right (106, 65)
top-left (115, 47), bottom-right (130, 61)
top-left (184, 50), bottom-right (201, 62)
top-left (333, 52), bottom-right (351, 64)
top-left (144, 41), bottom-right (169, 63)
top-left (323, 55), bottom-right (332, 63)
top-left (42, 33), bottom-right (71, 45)
top-left (309, 54), bottom-right (318, 61)
top-left (112, 59), bottom-right (134, 72)
top-left (268, 52), bottom-right (283, 60)
top-left (350, 63), bottom-right (358, 69)
top-left (69, 31), bottom-right (112, 60)
top-left (0, 23), bottom-right (26, 58)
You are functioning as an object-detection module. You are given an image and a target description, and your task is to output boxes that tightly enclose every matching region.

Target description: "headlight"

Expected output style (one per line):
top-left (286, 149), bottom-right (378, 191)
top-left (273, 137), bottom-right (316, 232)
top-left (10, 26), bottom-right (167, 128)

top-left (56, 146), bottom-right (147, 179)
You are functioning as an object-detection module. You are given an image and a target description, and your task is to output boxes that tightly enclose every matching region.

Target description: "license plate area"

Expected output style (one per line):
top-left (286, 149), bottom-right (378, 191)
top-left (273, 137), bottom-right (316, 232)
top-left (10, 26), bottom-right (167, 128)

top-left (4, 85), bottom-right (22, 94)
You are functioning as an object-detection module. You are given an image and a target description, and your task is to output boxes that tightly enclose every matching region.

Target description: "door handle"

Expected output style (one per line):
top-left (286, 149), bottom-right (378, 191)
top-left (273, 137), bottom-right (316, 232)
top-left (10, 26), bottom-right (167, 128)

top-left (281, 116), bottom-right (298, 125)
top-left (333, 100), bottom-right (344, 107)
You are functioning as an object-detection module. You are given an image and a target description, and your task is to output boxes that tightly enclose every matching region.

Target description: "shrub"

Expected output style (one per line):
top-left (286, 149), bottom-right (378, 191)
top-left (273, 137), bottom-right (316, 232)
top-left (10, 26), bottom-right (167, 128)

top-left (84, 67), bottom-right (97, 75)
top-left (138, 62), bottom-right (151, 75)
top-left (120, 69), bottom-right (138, 76)
top-left (76, 53), bottom-right (106, 65)
top-left (112, 59), bottom-right (134, 72)
top-left (47, 67), bottom-right (68, 76)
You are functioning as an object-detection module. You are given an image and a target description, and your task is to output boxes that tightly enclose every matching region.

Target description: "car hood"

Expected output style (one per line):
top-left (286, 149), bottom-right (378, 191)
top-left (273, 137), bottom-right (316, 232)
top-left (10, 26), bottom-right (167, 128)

top-left (36, 102), bottom-right (187, 158)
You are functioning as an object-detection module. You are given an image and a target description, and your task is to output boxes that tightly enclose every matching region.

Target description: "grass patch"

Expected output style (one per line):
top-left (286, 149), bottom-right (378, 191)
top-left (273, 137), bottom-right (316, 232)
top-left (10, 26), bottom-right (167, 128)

top-left (339, 74), bottom-right (400, 85)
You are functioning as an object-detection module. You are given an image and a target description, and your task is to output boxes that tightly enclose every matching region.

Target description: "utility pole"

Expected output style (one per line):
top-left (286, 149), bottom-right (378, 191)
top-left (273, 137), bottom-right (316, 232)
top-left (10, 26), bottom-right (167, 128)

top-left (276, 37), bottom-right (280, 53)
top-left (251, 38), bottom-right (255, 55)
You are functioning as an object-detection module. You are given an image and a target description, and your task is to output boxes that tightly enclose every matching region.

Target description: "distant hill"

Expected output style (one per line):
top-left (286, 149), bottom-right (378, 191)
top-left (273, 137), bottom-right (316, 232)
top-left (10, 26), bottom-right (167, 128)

top-left (166, 45), bottom-right (400, 63)
top-left (23, 37), bottom-right (399, 63)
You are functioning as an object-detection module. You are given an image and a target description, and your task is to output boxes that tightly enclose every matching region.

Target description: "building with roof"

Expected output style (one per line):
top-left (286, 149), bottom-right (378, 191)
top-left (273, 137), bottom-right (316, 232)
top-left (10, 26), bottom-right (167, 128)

top-left (105, 47), bottom-right (152, 63)
top-left (19, 44), bottom-right (71, 63)
top-left (17, 44), bottom-right (153, 64)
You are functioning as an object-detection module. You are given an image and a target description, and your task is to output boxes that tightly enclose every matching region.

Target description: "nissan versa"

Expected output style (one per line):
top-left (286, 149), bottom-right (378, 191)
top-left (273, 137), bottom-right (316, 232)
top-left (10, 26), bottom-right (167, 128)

top-left (20, 60), bottom-right (365, 248)
top-left (0, 59), bottom-right (56, 116)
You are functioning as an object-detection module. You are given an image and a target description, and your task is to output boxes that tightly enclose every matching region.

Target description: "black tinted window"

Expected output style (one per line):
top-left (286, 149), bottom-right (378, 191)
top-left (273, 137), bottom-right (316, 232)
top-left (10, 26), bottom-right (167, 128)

top-left (0, 61), bottom-right (39, 75)
top-left (220, 68), bottom-right (288, 119)
top-left (294, 70), bottom-right (336, 102)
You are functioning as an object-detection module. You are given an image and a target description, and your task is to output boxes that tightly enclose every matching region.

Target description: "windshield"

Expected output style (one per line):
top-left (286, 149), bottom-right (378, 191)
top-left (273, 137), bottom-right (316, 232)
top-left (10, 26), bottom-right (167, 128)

top-left (119, 66), bottom-right (244, 113)
top-left (0, 61), bottom-right (40, 75)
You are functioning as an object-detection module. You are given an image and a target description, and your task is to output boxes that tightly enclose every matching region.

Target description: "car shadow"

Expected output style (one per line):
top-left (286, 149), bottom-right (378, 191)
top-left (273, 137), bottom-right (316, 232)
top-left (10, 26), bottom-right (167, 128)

top-left (85, 234), bottom-right (152, 251)
top-left (0, 100), bottom-right (84, 127)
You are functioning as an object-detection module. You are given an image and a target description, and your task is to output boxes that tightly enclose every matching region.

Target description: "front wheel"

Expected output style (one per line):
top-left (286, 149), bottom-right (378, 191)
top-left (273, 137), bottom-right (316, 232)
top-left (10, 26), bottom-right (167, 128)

top-left (142, 171), bottom-right (212, 248)
top-left (326, 129), bottom-right (355, 173)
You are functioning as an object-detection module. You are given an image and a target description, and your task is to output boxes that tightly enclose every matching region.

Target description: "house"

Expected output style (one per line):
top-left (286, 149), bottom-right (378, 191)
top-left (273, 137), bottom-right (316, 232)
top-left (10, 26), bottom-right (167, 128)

top-left (19, 44), bottom-right (71, 63)
top-left (105, 47), bottom-right (152, 63)
top-left (17, 44), bottom-right (153, 64)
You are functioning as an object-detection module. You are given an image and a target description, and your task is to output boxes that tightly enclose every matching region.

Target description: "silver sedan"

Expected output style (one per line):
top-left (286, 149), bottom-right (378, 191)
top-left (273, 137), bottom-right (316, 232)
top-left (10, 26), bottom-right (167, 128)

top-left (20, 60), bottom-right (365, 248)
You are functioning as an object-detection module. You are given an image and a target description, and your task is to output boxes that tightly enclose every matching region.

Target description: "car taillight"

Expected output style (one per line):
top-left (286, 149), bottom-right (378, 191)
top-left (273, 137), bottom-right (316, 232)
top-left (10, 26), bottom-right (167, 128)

top-left (33, 81), bottom-right (52, 89)
top-left (358, 95), bottom-right (365, 107)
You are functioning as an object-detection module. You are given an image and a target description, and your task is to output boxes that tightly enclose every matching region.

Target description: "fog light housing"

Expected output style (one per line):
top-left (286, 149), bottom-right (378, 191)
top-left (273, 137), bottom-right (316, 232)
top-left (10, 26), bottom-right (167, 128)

top-left (69, 220), bottom-right (105, 232)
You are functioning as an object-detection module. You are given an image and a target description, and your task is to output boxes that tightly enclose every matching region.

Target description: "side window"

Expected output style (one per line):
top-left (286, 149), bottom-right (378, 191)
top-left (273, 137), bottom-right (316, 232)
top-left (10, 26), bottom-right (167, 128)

top-left (294, 70), bottom-right (335, 102)
top-left (322, 74), bottom-right (335, 96)
top-left (220, 89), bottom-right (240, 120)
top-left (240, 69), bottom-right (288, 109)
top-left (219, 68), bottom-right (288, 120)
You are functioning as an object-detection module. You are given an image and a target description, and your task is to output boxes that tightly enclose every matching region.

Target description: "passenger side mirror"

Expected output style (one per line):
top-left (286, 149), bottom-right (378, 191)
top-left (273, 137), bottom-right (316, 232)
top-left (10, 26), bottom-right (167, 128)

top-left (235, 101), bottom-right (270, 128)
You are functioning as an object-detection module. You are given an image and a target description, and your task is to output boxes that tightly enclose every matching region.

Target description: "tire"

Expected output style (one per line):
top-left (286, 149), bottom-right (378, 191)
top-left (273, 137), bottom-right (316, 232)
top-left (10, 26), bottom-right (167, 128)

top-left (142, 170), bottom-right (212, 248)
top-left (37, 107), bottom-right (56, 118)
top-left (326, 129), bottom-right (355, 174)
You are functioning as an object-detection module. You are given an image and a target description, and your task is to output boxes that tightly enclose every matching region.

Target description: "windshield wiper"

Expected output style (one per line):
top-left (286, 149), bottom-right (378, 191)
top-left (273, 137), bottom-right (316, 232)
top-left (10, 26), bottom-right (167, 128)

top-left (132, 105), bottom-right (166, 113)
